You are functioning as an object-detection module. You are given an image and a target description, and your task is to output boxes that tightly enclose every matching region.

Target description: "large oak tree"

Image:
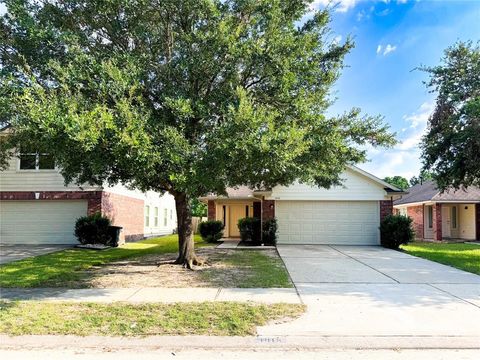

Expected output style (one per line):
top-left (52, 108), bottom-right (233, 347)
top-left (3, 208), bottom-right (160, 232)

top-left (0, 0), bottom-right (395, 268)
top-left (420, 41), bottom-right (480, 190)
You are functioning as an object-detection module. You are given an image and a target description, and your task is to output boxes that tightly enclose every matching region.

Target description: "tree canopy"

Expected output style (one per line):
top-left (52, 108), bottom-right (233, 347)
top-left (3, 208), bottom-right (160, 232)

top-left (383, 176), bottom-right (409, 190)
top-left (0, 0), bottom-right (396, 267)
top-left (420, 41), bottom-right (480, 190)
top-left (409, 170), bottom-right (433, 187)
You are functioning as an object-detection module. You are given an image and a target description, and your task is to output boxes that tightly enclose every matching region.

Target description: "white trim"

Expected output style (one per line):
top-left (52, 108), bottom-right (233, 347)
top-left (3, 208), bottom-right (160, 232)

top-left (347, 165), bottom-right (403, 192)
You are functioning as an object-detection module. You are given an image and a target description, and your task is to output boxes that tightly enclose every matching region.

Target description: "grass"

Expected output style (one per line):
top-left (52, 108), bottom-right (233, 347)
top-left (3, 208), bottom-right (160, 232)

top-left (0, 234), bottom-right (209, 288)
top-left (201, 250), bottom-right (293, 288)
top-left (0, 301), bottom-right (305, 336)
top-left (401, 242), bottom-right (480, 275)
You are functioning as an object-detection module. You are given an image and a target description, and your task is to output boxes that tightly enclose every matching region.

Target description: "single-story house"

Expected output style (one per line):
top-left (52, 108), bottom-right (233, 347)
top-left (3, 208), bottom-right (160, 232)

top-left (200, 166), bottom-right (404, 245)
top-left (393, 181), bottom-right (480, 241)
top-left (0, 148), bottom-right (177, 245)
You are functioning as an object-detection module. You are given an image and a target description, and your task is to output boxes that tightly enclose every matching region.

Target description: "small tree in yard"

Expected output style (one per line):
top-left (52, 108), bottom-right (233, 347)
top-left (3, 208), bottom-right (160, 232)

top-left (380, 215), bottom-right (414, 249)
top-left (0, 1), bottom-right (396, 269)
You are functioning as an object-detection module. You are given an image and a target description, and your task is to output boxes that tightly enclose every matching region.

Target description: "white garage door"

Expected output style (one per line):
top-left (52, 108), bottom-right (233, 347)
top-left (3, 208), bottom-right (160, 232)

top-left (0, 201), bottom-right (88, 244)
top-left (276, 201), bottom-right (380, 245)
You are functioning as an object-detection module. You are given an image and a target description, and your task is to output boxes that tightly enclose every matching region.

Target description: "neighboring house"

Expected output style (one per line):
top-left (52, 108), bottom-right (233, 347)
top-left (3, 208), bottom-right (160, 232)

top-left (393, 181), bottom-right (480, 241)
top-left (0, 147), bottom-right (177, 245)
top-left (200, 166), bottom-right (404, 245)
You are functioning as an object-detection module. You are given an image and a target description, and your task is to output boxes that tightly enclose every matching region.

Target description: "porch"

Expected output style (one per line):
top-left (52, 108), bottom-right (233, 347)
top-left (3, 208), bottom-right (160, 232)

top-left (423, 203), bottom-right (479, 241)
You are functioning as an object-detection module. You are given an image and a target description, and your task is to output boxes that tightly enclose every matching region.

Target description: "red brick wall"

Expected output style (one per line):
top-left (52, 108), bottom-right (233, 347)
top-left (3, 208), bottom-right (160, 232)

top-left (433, 203), bottom-right (442, 241)
top-left (0, 191), bottom-right (102, 215)
top-left (476, 204), bottom-right (480, 240)
top-left (380, 199), bottom-right (393, 220)
top-left (207, 200), bottom-right (216, 221)
top-left (262, 199), bottom-right (275, 222)
top-left (407, 205), bottom-right (424, 240)
top-left (102, 192), bottom-right (145, 241)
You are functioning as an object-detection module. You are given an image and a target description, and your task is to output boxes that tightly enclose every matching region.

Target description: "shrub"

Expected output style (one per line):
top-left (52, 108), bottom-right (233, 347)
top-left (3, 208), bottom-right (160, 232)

top-left (199, 220), bottom-right (224, 243)
top-left (380, 214), bottom-right (414, 249)
top-left (238, 217), bottom-right (261, 244)
top-left (74, 212), bottom-right (112, 245)
top-left (262, 218), bottom-right (278, 246)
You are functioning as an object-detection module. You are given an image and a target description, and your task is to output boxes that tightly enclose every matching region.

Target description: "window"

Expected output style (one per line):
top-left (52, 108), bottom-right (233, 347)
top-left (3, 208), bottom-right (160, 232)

top-left (451, 206), bottom-right (457, 229)
top-left (164, 209), bottom-right (168, 226)
top-left (427, 206), bottom-right (433, 228)
top-left (19, 148), bottom-right (55, 170)
top-left (154, 207), bottom-right (159, 227)
top-left (399, 208), bottom-right (407, 216)
top-left (170, 209), bottom-right (173, 220)
top-left (145, 206), bottom-right (150, 227)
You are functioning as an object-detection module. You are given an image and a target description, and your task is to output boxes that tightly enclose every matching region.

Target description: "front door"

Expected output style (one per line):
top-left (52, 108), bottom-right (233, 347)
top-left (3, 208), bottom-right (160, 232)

top-left (442, 206), bottom-right (451, 238)
top-left (229, 205), bottom-right (246, 237)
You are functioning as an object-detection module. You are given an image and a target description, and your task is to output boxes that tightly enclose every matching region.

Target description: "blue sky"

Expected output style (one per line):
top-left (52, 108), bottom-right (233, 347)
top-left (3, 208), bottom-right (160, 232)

top-left (311, 0), bottom-right (480, 180)
top-left (1, 1), bottom-right (479, 181)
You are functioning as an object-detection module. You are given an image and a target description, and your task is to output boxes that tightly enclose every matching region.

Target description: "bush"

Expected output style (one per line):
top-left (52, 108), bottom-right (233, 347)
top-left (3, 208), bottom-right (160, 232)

top-left (199, 220), bottom-right (224, 243)
top-left (74, 212), bottom-right (112, 245)
top-left (262, 218), bottom-right (278, 246)
top-left (238, 217), bottom-right (261, 244)
top-left (380, 214), bottom-right (414, 249)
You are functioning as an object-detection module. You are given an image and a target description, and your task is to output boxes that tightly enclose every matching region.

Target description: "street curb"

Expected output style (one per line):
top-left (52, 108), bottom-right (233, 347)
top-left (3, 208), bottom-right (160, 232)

top-left (1, 335), bottom-right (479, 351)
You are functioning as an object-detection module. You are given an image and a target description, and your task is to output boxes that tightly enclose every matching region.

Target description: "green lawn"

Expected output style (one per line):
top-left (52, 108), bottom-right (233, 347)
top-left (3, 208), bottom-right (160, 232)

top-left (0, 235), bottom-right (208, 288)
top-left (401, 242), bottom-right (480, 275)
top-left (0, 301), bottom-right (305, 336)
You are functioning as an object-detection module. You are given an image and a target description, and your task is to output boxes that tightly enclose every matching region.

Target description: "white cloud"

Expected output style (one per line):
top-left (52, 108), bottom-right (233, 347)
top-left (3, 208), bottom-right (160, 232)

top-left (361, 101), bottom-right (434, 179)
top-left (333, 35), bottom-right (343, 44)
top-left (376, 44), bottom-right (397, 56)
top-left (383, 44), bottom-right (397, 55)
top-left (310, 0), bottom-right (358, 13)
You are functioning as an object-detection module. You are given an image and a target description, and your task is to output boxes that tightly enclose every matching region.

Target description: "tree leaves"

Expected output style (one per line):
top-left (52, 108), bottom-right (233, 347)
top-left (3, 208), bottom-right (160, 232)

top-left (1, 0), bottom-right (396, 196)
top-left (420, 41), bottom-right (480, 190)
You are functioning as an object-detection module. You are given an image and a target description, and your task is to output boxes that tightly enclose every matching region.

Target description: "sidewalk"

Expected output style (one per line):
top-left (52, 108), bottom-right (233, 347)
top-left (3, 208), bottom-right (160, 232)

top-left (0, 287), bottom-right (301, 304)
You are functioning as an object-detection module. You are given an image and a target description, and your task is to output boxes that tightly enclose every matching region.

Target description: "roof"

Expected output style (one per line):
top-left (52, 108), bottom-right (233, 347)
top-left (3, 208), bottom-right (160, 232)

top-left (394, 181), bottom-right (480, 206)
top-left (200, 166), bottom-right (405, 201)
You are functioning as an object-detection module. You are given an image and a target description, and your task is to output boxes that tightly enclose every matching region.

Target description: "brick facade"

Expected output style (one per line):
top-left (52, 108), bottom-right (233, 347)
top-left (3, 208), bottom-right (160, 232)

top-left (102, 192), bottom-right (145, 242)
top-left (407, 205), bottom-right (424, 240)
top-left (207, 200), bottom-right (216, 221)
top-left (433, 203), bottom-right (442, 241)
top-left (0, 191), bottom-right (102, 215)
top-left (262, 198), bottom-right (275, 222)
top-left (379, 199), bottom-right (393, 220)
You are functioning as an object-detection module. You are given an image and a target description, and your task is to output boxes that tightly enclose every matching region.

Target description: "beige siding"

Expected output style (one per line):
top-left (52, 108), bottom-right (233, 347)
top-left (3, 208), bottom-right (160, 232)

top-left (267, 168), bottom-right (388, 201)
top-left (0, 156), bottom-right (99, 192)
top-left (459, 204), bottom-right (476, 240)
top-left (143, 191), bottom-right (177, 236)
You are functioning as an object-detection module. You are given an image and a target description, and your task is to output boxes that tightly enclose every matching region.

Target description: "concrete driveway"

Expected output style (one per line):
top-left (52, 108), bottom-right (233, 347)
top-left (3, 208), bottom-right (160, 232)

top-left (0, 245), bottom-right (71, 264)
top-left (259, 245), bottom-right (480, 338)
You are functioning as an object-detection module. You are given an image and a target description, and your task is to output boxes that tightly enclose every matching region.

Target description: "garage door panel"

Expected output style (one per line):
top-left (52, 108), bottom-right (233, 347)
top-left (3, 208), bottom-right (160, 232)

top-left (0, 201), bottom-right (88, 244)
top-left (276, 201), bottom-right (379, 245)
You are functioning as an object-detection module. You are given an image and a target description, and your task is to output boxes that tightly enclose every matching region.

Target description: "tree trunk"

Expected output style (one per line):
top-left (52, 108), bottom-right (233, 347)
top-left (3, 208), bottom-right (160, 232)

top-left (173, 192), bottom-right (204, 269)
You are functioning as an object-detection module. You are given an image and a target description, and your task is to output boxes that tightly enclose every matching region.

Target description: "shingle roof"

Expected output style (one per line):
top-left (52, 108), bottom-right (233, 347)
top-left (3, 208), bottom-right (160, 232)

top-left (394, 181), bottom-right (480, 205)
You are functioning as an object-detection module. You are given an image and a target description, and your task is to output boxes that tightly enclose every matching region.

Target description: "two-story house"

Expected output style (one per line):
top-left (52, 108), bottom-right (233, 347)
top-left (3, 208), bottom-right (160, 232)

top-left (0, 131), bottom-right (177, 245)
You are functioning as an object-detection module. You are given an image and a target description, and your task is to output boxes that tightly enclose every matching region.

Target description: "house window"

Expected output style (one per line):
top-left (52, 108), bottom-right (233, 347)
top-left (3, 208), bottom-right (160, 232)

top-left (164, 208), bottom-right (168, 226)
top-left (170, 209), bottom-right (173, 220)
top-left (399, 208), bottom-right (407, 216)
top-left (427, 206), bottom-right (433, 228)
top-left (451, 206), bottom-right (457, 229)
top-left (19, 148), bottom-right (55, 170)
top-left (154, 207), bottom-right (159, 227)
top-left (145, 206), bottom-right (150, 227)
top-left (245, 205), bottom-right (249, 217)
